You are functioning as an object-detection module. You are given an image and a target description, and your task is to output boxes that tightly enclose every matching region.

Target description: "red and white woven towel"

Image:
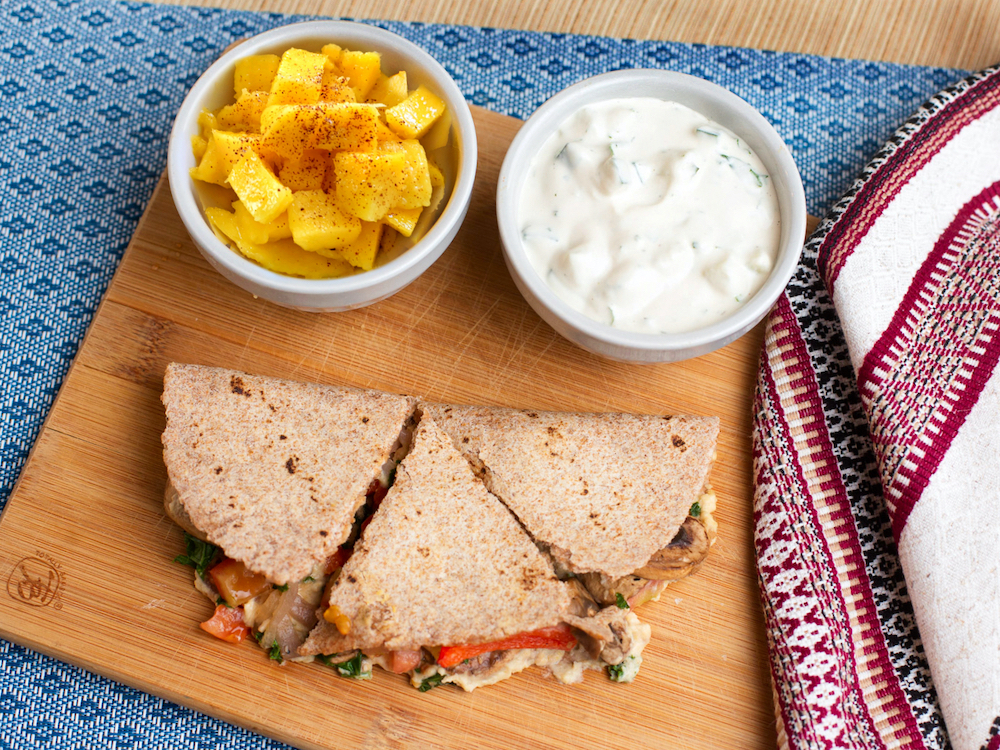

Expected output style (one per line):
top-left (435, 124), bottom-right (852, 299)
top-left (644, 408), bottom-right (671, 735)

top-left (753, 66), bottom-right (1000, 750)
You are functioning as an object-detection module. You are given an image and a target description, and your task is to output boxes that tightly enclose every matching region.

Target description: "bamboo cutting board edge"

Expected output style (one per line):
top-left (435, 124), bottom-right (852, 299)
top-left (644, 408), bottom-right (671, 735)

top-left (0, 105), bottom-right (779, 750)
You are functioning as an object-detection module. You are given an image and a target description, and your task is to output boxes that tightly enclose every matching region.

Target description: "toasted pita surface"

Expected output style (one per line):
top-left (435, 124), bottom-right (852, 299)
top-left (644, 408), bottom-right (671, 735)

top-left (299, 415), bottom-right (572, 656)
top-left (422, 403), bottom-right (719, 578)
top-left (161, 363), bottom-right (416, 585)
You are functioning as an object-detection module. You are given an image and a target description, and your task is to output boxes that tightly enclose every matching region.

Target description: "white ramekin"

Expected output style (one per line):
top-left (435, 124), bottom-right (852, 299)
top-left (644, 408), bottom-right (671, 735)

top-left (168, 20), bottom-right (477, 312)
top-left (496, 69), bottom-right (806, 363)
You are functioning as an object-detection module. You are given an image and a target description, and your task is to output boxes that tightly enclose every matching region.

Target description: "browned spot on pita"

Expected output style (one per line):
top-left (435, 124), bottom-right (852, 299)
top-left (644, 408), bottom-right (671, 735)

top-left (285, 456), bottom-right (298, 474)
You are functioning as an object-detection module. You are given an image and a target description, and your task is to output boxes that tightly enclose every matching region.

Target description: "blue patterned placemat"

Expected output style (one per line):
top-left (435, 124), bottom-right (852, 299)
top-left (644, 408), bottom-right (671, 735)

top-left (0, 1), bottom-right (969, 747)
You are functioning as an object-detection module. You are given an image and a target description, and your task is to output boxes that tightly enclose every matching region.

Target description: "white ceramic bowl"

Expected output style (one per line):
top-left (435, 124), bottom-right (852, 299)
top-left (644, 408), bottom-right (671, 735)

top-left (496, 69), bottom-right (806, 362)
top-left (168, 20), bottom-right (477, 312)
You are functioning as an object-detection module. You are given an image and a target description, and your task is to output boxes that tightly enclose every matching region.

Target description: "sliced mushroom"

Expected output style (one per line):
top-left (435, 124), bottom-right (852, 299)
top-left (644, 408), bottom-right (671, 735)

top-left (566, 577), bottom-right (601, 619)
top-left (632, 516), bottom-right (710, 581)
top-left (563, 606), bottom-right (633, 665)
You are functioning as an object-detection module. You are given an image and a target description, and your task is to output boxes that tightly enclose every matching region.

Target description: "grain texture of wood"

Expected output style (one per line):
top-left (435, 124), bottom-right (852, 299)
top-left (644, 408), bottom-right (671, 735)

top-left (0, 106), bottom-right (775, 750)
top-left (154, 0), bottom-right (1000, 69)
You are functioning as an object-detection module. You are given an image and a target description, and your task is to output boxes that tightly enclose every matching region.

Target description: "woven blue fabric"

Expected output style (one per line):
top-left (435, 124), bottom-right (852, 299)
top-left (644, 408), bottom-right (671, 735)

top-left (0, 0), bottom-right (968, 747)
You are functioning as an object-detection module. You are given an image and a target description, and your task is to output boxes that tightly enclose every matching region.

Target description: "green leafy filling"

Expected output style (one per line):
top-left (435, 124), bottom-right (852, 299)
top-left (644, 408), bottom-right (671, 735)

top-left (174, 533), bottom-right (219, 578)
top-left (320, 653), bottom-right (372, 680)
top-left (418, 674), bottom-right (445, 692)
top-left (268, 642), bottom-right (283, 663)
top-left (615, 593), bottom-right (630, 609)
top-left (690, 501), bottom-right (702, 517)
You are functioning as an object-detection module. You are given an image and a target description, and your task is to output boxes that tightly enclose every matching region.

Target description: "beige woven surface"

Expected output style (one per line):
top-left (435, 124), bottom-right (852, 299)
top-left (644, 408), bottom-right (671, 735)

top-left (155, 0), bottom-right (1000, 69)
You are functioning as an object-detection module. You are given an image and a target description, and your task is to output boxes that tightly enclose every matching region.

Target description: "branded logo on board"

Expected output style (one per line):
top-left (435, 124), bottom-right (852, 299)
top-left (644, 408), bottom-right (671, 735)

top-left (6, 554), bottom-right (63, 609)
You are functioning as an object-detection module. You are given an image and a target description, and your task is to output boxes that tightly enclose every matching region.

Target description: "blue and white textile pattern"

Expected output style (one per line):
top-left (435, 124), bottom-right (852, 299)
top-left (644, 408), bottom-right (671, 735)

top-left (0, 0), bottom-right (966, 747)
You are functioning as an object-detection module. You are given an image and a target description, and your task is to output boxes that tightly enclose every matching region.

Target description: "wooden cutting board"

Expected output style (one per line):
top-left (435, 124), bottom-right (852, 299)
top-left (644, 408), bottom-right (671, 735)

top-left (0, 106), bottom-right (782, 750)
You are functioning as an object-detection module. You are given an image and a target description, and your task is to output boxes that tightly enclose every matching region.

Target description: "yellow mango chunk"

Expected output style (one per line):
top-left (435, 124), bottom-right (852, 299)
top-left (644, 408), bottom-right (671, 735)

top-left (212, 131), bottom-right (262, 174)
top-left (260, 105), bottom-right (317, 160)
top-left (375, 118), bottom-right (401, 145)
top-left (217, 90), bottom-right (270, 133)
top-left (427, 158), bottom-right (444, 188)
top-left (394, 140), bottom-right (433, 209)
top-left (198, 110), bottom-right (218, 140)
top-left (267, 48), bottom-right (327, 107)
top-left (321, 44), bottom-right (343, 66)
top-left (190, 135), bottom-right (228, 185)
top-left (278, 149), bottom-right (328, 192)
top-left (384, 207), bottom-right (421, 238)
top-left (227, 151), bottom-right (294, 224)
top-left (233, 201), bottom-right (291, 244)
top-left (367, 71), bottom-right (408, 107)
top-left (320, 60), bottom-right (356, 103)
top-left (205, 206), bottom-right (241, 245)
top-left (288, 190), bottom-right (362, 251)
top-left (339, 50), bottom-right (382, 101)
top-left (385, 85), bottom-right (445, 140)
top-left (333, 149), bottom-right (408, 222)
top-left (338, 221), bottom-right (383, 270)
top-left (191, 134), bottom-right (207, 161)
top-left (241, 238), bottom-right (354, 278)
top-left (310, 103), bottom-right (379, 152)
top-left (234, 54), bottom-right (280, 95)
top-left (207, 206), bottom-right (351, 278)
top-left (420, 107), bottom-right (453, 152)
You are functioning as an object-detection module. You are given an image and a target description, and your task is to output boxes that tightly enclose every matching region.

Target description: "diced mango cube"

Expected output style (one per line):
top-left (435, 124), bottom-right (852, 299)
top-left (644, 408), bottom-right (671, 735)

top-left (234, 54), bottom-right (280, 95)
top-left (278, 149), bottom-right (328, 192)
top-left (310, 103), bottom-right (379, 152)
top-left (333, 149), bottom-right (408, 222)
top-left (233, 201), bottom-right (291, 245)
top-left (191, 134), bottom-right (208, 161)
top-left (217, 90), bottom-right (270, 133)
top-left (394, 140), bottom-right (433, 209)
top-left (420, 107), bottom-right (452, 152)
top-left (384, 207), bottom-right (421, 238)
top-left (198, 110), bottom-right (218, 140)
top-left (190, 135), bottom-right (228, 185)
top-left (205, 206), bottom-right (241, 245)
top-left (321, 44), bottom-right (343, 66)
top-left (375, 118), bottom-right (401, 145)
top-left (385, 85), bottom-right (446, 140)
top-left (239, 237), bottom-right (354, 278)
top-left (260, 105), bottom-right (318, 160)
top-left (227, 151), bottom-right (294, 224)
top-left (338, 221), bottom-right (383, 270)
top-left (267, 48), bottom-right (327, 107)
top-left (207, 205), bottom-right (351, 278)
top-left (427, 158), bottom-right (444, 188)
top-left (287, 190), bottom-right (363, 252)
top-left (212, 131), bottom-right (262, 174)
top-left (339, 50), bottom-right (382, 101)
top-left (367, 71), bottom-right (408, 107)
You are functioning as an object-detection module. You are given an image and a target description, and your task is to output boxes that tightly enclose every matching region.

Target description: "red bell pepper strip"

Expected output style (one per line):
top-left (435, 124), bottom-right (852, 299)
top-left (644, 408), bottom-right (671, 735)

top-left (437, 624), bottom-right (577, 668)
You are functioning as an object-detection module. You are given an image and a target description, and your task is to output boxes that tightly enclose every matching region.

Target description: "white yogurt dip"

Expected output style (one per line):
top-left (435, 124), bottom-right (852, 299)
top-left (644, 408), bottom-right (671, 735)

top-left (517, 97), bottom-right (781, 334)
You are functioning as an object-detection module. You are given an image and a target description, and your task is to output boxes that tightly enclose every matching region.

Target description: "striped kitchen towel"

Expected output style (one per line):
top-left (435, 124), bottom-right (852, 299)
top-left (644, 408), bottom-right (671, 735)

top-left (754, 65), bottom-right (1000, 750)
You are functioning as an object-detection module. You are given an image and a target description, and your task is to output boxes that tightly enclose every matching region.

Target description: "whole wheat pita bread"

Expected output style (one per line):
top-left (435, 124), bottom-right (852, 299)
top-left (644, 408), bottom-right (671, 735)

top-left (161, 363), bottom-right (416, 585)
top-left (421, 403), bottom-right (719, 578)
top-left (299, 415), bottom-right (572, 656)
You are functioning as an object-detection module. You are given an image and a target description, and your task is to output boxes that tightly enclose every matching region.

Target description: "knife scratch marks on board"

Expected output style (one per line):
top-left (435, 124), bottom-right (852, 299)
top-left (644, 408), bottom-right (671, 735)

top-left (238, 323), bottom-right (258, 369)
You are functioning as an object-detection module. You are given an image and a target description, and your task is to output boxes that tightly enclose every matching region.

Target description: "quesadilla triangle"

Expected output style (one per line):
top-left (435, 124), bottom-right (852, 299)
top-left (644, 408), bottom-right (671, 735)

top-left (299, 414), bottom-right (652, 691)
top-left (421, 403), bottom-right (720, 608)
top-left (161, 363), bottom-right (417, 660)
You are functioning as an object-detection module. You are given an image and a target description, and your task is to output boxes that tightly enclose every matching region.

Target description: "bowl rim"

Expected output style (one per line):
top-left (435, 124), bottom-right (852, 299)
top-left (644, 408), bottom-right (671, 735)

top-left (167, 19), bottom-right (478, 297)
top-left (496, 68), bottom-right (806, 354)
